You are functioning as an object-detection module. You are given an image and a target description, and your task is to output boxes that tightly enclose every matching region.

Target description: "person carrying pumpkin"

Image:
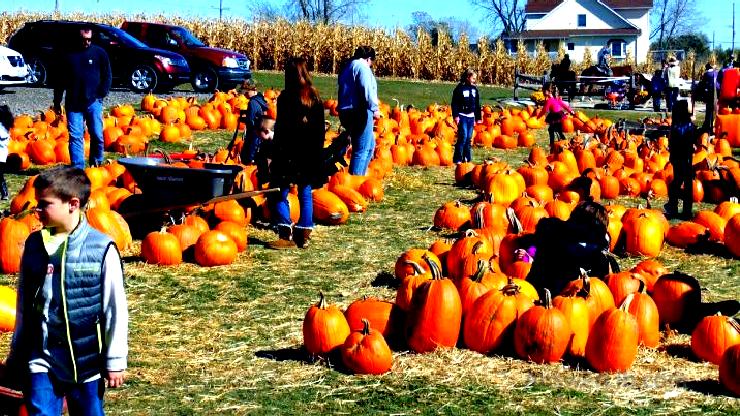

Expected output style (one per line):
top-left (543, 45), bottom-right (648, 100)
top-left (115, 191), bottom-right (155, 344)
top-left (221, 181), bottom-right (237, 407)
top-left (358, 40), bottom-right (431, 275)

top-left (526, 200), bottom-right (617, 298)
top-left (6, 165), bottom-right (128, 415)
top-left (266, 57), bottom-right (326, 249)
top-left (664, 99), bottom-right (696, 219)
top-left (0, 104), bottom-right (11, 200)
top-left (536, 82), bottom-right (575, 151)
top-left (450, 68), bottom-right (482, 164)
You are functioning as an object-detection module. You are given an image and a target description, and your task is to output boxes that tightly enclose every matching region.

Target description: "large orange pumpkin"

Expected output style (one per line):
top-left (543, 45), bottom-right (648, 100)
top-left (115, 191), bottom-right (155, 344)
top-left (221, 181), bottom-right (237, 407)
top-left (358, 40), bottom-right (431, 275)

top-left (513, 289), bottom-right (571, 363)
top-left (303, 292), bottom-right (351, 356)
top-left (585, 305), bottom-right (639, 373)
top-left (720, 344), bottom-right (740, 396)
top-left (193, 230), bottom-right (238, 266)
top-left (140, 228), bottom-right (182, 266)
top-left (405, 265), bottom-right (462, 353)
top-left (0, 217), bottom-right (31, 274)
top-left (340, 319), bottom-right (393, 375)
top-left (691, 314), bottom-right (740, 365)
top-left (0, 286), bottom-right (17, 332)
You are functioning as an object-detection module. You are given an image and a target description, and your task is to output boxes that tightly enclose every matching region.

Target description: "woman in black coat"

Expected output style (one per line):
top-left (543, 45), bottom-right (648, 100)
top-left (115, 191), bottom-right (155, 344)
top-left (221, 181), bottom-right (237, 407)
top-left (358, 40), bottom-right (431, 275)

top-left (267, 57), bottom-right (326, 249)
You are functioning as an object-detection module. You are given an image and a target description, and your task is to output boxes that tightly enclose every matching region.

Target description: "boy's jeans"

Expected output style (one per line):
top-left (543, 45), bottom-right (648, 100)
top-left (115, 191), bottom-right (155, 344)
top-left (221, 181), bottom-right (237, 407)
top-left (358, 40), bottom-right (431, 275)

top-left (26, 372), bottom-right (104, 416)
top-left (67, 99), bottom-right (104, 170)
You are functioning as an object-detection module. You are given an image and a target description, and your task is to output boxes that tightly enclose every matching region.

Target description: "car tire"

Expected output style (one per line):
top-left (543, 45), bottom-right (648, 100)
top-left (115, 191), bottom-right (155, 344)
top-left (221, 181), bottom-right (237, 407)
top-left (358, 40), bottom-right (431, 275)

top-left (27, 59), bottom-right (47, 86)
top-left (192, 67), bottom-right (218, 93)
top-left (129, 65), bottom-right (158, 93)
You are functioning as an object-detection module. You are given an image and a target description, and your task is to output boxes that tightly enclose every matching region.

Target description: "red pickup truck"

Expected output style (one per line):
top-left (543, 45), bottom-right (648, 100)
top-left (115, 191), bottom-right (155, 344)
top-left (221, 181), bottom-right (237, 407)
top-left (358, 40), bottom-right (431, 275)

top-left (121, 21), bottom-right (252, 93)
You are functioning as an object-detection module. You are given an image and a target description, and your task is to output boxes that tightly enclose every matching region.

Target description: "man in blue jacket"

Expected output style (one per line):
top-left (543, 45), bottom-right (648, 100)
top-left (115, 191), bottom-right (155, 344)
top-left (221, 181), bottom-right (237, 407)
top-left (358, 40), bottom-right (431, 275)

top-left (337, 46), bottom-right (380, 176)
top-left (53, 27), bottom-right (112, 170)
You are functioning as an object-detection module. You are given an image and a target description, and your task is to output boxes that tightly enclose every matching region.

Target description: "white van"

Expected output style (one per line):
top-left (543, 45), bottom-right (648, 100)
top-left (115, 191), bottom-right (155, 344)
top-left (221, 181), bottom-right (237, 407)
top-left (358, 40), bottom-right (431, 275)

top-left (0, 45), bottom-right (30, 88)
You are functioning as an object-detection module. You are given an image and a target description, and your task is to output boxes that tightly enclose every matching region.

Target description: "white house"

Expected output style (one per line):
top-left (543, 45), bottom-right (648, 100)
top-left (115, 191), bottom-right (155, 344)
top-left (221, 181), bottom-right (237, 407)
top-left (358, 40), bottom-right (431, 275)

top-left (512, 0), bottom-right (652, 65)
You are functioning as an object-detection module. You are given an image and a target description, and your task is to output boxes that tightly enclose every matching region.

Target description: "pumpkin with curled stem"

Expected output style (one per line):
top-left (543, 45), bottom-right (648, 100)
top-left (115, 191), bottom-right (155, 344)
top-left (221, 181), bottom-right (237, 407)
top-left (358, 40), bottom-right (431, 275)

top-left (303, 292), bottom-right (351, 357)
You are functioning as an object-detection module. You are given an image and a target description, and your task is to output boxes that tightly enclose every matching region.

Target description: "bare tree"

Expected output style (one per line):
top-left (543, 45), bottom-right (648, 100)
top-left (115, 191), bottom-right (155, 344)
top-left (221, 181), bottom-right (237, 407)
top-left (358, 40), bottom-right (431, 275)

top-left (250, 0), bottom-right (366, 24)
top-left (470, 0), bottom-right (526, 37)
top-left (650, 0), bottom-right (702, 49)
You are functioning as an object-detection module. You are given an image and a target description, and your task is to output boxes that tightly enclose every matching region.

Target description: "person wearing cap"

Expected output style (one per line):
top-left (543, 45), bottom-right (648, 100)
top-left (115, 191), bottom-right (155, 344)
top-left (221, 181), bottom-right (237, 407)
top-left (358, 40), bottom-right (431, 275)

top-left (239, 79), bottom-right (270, 164)
top-left (666, 57), bottom-right (681, 111)
top-left (337, 46), bottom-right (380, 176)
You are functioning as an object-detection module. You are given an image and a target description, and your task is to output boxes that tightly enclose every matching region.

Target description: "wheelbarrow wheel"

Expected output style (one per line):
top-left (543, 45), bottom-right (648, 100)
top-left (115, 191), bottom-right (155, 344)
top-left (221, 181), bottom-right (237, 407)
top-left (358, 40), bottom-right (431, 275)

top-left (117, 194), bottom-right (180, 240)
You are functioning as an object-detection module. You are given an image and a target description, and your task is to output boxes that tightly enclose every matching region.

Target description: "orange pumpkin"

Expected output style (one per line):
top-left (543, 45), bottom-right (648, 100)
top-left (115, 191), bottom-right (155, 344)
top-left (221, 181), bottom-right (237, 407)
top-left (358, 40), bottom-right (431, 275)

top-left (303, 292), bottom-right (351, 356)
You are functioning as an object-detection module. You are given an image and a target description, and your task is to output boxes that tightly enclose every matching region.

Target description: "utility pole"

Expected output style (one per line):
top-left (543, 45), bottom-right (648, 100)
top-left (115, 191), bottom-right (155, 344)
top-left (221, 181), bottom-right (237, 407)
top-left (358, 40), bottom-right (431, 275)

top-left (212, 0), bottom-right (230, 20)
top-left (55, 0), bottom-right (60, 13)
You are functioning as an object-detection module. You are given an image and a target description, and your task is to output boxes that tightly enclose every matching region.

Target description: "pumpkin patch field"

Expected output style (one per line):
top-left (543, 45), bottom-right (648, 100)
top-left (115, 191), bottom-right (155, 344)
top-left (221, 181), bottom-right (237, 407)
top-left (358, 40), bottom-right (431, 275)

top-left (0, 74), bottom-right (738, 414)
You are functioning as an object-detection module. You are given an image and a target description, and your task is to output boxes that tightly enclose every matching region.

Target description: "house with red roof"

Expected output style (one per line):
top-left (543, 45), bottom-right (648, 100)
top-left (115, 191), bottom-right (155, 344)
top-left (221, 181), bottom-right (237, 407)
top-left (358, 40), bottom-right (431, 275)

top-left (514, 0), bottom-right (653, 64)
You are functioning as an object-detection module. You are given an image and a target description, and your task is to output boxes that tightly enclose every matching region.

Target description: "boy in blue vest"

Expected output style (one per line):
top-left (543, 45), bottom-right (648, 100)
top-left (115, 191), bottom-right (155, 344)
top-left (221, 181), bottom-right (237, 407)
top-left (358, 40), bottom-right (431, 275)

top-left (8, 165), bottom-right (128, 416)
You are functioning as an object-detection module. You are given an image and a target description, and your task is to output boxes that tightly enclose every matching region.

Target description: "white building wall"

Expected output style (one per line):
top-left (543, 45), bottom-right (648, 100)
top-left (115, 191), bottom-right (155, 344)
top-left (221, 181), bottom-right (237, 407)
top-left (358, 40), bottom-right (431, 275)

top-left (614, 8), bottom-right (651, 63)
top-left (528, 0), bottom-right (632, 31)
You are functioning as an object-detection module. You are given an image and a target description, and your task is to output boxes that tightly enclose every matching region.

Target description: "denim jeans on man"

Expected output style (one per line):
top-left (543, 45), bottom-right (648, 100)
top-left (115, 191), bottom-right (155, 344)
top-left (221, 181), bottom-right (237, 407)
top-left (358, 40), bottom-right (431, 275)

top-left (453, 116), bottom-right (474, 164)
top-left (665, 87), bottom-right (679, 112)
top-left (273, 185), bottom-right (313, 229)
top-left (67, 99), bottom-right (104, 169)
top-left (26, 372), bottom-right (104, 416)
top-left (340, 109), bottom-right (375, 175)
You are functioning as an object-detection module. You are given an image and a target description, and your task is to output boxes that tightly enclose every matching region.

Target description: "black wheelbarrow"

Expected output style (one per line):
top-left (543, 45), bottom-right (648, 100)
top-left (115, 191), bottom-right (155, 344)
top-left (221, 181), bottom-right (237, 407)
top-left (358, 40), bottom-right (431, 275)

top-left (116, 157), bottom-right (277, 238)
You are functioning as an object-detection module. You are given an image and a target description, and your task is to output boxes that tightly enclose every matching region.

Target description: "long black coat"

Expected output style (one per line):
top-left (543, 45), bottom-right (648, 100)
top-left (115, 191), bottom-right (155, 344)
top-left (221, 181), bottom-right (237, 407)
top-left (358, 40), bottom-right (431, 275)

top-left (270, 92), bottom-right (326, 188)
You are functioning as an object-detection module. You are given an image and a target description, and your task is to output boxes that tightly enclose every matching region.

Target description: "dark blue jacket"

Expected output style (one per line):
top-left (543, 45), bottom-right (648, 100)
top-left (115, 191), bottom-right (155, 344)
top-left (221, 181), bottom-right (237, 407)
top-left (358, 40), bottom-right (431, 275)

top-left (451, 83), bottom-right (482, 120)
top-left (53, 45), bottom-right (112, 112)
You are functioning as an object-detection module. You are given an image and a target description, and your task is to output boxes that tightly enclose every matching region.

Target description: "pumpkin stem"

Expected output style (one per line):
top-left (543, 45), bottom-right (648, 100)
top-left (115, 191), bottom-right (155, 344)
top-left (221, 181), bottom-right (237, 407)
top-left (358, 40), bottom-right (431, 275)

top-left (423, 254), bottom-right (443, 280)
top-left (404, 260), bottom-right (426, 276)
top-left (542, 288), bottom-right (553, 309)
top-left (472, 259), bottom-right (488, 283)
top-left (361, 318), bottom-right (371, 335)
top-left (472, 203), bottom-right (486, 229)
top-left (505, 207), bottom-right (523, 234)
top-left (728, 317), bottom-right (740, 334)
top-left (316, 292), bottom-right (327, 310)
top-left (501, 277), bottom-right (521, 296)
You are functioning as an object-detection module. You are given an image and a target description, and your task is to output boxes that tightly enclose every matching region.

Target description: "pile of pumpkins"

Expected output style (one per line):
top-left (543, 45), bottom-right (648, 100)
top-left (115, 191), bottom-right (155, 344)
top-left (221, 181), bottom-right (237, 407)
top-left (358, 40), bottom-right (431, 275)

top-left (302, 250), bottom-right (739, 392)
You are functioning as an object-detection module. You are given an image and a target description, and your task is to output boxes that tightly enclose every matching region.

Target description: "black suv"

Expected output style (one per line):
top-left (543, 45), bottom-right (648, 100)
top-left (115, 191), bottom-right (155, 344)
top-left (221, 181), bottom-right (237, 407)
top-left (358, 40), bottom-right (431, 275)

top-left (8, 20), bottom-right (191, 92)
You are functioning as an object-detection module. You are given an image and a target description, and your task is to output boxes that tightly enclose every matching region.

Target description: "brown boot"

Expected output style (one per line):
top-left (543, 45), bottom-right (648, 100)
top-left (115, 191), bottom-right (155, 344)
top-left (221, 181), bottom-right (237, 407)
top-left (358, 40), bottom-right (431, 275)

top-left (293, 227), bottom-right (312, 249)
top-left (267, 225), bottom-right (296, 250)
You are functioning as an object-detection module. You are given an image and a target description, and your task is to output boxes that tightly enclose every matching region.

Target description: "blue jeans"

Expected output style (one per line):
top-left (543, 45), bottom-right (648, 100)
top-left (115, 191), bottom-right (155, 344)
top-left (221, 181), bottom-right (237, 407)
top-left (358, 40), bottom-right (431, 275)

top-left (67, 99), bottom-right (104, 169)
top-left (652, 92), bottom-right (662, 112)
top-left (273, 185), bottom-right (313, 229)
top-left (340, 109), bottom-right (375, 175)
top-left (453, 117), bottom-right (474, 163)
top-left (25, 372), bottom-right (104, 416)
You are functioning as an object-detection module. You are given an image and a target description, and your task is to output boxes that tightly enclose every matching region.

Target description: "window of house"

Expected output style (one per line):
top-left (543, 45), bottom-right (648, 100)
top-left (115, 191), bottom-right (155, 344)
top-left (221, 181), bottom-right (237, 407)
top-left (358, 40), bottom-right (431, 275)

top-left (611, 40), bottom-right (625, 57)
top-left (577, 14), bottom-right (586, 27)
top-left (567, 42), bottom-right (575, 51)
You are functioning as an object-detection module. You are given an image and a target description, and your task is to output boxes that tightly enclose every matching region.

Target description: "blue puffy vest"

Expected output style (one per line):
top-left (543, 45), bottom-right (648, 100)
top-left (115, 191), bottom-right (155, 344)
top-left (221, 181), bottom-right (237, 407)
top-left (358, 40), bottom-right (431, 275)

top-left (21, 217), bottom-right (115, 382)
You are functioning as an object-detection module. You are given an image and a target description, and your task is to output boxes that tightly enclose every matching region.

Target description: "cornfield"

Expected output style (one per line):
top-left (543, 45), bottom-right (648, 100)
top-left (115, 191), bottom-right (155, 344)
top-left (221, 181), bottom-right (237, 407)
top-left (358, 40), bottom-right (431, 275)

top-left (0, 11), bottom-right (705, 85)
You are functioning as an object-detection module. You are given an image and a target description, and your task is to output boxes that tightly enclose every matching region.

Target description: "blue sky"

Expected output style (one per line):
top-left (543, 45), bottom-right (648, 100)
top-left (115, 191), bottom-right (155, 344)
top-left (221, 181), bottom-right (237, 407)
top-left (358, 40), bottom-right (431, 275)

top-left (1, 0), bottom-right (734, 49)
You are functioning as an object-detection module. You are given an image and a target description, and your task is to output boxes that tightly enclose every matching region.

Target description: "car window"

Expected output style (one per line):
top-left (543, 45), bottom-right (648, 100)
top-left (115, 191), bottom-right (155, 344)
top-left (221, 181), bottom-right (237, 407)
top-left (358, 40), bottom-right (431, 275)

top-left (170, 27), bottom-right (205, 47)
top-left (98, 27), bottom-right (149, 48)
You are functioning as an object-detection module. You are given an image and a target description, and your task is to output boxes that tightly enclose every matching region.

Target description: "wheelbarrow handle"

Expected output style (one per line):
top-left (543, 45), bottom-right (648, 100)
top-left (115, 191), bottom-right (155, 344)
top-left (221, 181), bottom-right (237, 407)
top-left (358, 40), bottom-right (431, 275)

top-left (119, 188), bottom-right (280, 219)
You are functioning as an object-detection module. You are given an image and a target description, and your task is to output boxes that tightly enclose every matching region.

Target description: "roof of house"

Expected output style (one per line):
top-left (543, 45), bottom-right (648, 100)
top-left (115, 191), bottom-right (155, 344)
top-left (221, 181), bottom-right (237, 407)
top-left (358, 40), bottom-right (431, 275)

top-left (513, 28), bottom-right (641, 39)
top-left (525, 0), bottom-right (653, 14)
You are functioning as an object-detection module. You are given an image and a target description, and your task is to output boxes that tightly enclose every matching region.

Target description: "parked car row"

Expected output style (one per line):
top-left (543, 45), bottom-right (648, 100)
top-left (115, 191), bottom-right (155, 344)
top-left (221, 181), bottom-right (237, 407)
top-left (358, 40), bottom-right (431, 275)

top-left (2, 19), bottom-right (252, 93)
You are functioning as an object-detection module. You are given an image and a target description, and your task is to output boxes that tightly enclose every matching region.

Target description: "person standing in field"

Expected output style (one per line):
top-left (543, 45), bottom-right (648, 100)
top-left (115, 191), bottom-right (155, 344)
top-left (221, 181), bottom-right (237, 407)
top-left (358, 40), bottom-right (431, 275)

top-left (237, 79), bottom-right (270, 164)
top-left (8, 165), bottom-right (128, 415)
top-left (337, 46), bottom-right (381, 176)
top-left (53, 27), bottom-right (112, 169)
top-left (267, 57), bottom-right (326, 250)
top-left (450, 68), bottom-right (482, 164)
top-left (664, 100), bottom-right (696, 219)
